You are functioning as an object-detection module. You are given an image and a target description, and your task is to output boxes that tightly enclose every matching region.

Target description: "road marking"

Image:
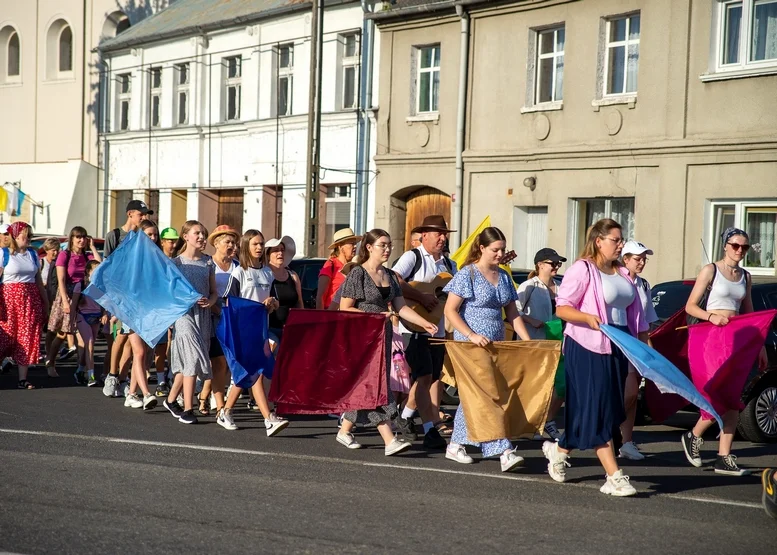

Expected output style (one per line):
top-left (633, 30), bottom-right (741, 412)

top-left (0, 427), bottom-right (763, 510)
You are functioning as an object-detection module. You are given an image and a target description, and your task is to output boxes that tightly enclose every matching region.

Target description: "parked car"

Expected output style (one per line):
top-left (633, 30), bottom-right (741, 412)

top-left (511, 269), bottom-right (563, 285)
top-left (288, 258), bottom-right (327, 309)
top-left (30, 235), bottom-right (105, 258)
top-left (646, 276), bottom-right (777, 442)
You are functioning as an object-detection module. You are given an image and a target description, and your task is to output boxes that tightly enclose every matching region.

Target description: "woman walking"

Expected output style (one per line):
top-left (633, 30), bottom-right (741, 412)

top-left (681, 228), bottom-right (768, 476)
top-left (517, 248), bottom-right (567, 441)
top-left (316, 227), bottom-right (360, 309)
top-left (163, 221), bottom-right (219, 424)
top-left (337, 229), bottom-right (437, 455)
top-left (619, 241), bottom-right (660, 460)
top-left (265, 236), bottom-right (303, 344)
top-left (544, 218), bottom-right (649, 497)
top-left (443, 227), bottom-right (532, 471)
top-left (0, 222), bottom-right (49, 389)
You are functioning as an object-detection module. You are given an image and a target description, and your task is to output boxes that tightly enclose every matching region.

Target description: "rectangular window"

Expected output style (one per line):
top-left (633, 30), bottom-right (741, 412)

top-left (224, 56), bottom-right (242, 121)
top-left (277, 44), bottom-right (294, 116)
top-left (149, 67), bottom-right (162, 128)
top-left (325, 184), bottom-right (353, 248)
top-left (340, 33), bottom-right (360, 110)
top-left (535, 26), bottom-right (565, 104)
top-left (709, 201), bottom-right (776, 274)
top-left (416, 45), bottom-right (440, 113)
top-left (117, 72), bottom-right (131, 131)
top-left (573, 197), bottom-right (635, 253)
top-left (716, 0), bottom-right (777, 71)
top-left (604, 13), bottom-right (640, 96)
top-left (175, 62), bottom-right (190, 125)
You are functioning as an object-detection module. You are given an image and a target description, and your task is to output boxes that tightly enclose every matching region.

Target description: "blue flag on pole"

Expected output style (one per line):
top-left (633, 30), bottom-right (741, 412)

top-left (84, 230), bottom-right (201, 346)
top-left (600, 324), bottom-right (723, 430)
top-left (216, 296), bottom-right (275, 388)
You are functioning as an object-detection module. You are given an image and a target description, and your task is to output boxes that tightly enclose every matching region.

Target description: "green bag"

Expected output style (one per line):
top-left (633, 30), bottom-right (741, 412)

top-left (544, 318), bottom-right (566, 398)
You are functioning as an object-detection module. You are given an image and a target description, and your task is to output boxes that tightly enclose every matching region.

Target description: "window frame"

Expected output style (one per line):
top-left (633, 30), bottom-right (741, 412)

top-left (116, 72), bottom-right (132, 132)
top-left (175, 62), bottom-right (190, 126)
top-left (713, 0), bottom-right (777, 74)
top-left (224, 55), bottom-right (242, 122)
top-left (602, 13), bottom-right (640, 98)
top-left (277, 43), bottom-right (294, 117)
top-left (707, 199), bottom-right (777, 275)
top-left (340, 33), bottom-right (360, 110)
top-left (567, 197), bottom-right (636, 260)
top-left (58, 25), bottom-right (73, 73)
top-left (534, 25), bottom-right (565, 106)
top-left (415, 44), bottom-right (441, 115)
top-left (7, 30), bottom-right (20, 79)
top-left (149, 66), bottom-right (162, 128)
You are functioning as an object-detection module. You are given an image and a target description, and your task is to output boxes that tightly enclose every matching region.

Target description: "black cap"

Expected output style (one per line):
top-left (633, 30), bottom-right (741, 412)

top-left (126, 199), bottom-right (153, 215)
top-left (534, 248), bottom-right (567, 265)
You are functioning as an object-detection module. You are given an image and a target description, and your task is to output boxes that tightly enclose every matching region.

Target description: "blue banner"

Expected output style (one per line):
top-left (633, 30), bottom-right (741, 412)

top-left (217, 296), bottom-right (275, 388)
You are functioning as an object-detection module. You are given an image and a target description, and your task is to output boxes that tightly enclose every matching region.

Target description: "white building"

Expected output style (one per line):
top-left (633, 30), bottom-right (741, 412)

top-left (0, 0), bottom-right (169, 235)
top-left (98, 0), bottom-right (380, 255)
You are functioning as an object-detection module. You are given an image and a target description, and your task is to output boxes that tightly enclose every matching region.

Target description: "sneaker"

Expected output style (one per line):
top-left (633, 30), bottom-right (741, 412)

top-left (142, 394), bottom-right (157, 411)
top-left (163, 399), bottom-right (184, 419)
top-left (217, 409), bottom-right (238, 431)
top-left (385, 437), bottom-right (412, 456)
top-left (124, 393), bottom-right (143, 409)
top-left (542, 440), bottom-right (570, 483)
top-left (155, 382), bottom-right (170, 397)
top-left (714, 454), bottom-right (748, 476)
top-left (265, 413), bottom-right (289, 437)
top-left (600, 470), bottom-right (637, 497)
top-left (178, 409), bottom-right (198, 424)
top-left (619, 441), bottom-right (646, 461)
top-left (762, 469), bottom-right (777, 520)
top-left (423, 427), bottom-right (447, 450)
top-left (446, 444), bottom-right (474, 464)
top-left (87, 374), bottom-right (98, 387)
top-left (544, 420), bottom-right (562, 441)
top-left (247, 399), bottom-right (258, 411)
top-left (500, 448), bottom-right (525, 472)
top-left (336, 432), bottom-right (362, 449)
top-left (102, 374), bottom-right (119, 398)
top-left (681, 431), bottom-right (704, 468)
top-left (121, 381), bottom-right (130, 398)
top-left (59, 346), bottom-right (76, 361)
top-left (394, 416), bottom-right (418, 442)
top-left (74, 370), bottom-right (86, 386)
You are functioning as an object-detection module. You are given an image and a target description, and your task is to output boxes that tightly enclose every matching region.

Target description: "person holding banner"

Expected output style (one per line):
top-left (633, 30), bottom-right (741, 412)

top-left (547, 218), bottom-right (649, 497)
top-left (443, 227), bottom-right (532, 471)
top-left (338, 229), bottom-right (438, 456)
top-left (681, 228), bottom-right (768, 476)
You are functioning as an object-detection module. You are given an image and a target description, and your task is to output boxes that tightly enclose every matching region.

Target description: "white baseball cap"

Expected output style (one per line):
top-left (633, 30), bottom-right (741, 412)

top-left (0, 224), bottom-right (8, 234)
top-left (622, 240), bottom-right (653, 256)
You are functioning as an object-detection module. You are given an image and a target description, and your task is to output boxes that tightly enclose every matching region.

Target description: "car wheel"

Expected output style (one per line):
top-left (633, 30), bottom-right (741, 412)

top-left (738, 376), bottom-right (777, 443)
top-left (441, 384), bottom-right (459, 406)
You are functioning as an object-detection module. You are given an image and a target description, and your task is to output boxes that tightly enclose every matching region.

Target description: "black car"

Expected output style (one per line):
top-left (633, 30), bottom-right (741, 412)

top-left (288, 258), bottom-right (327, 309)
top-left (647, 276), bottom-right (777, 442)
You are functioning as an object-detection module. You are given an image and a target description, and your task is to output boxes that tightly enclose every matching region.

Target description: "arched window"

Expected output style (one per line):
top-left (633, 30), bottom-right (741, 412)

top-left (101, 11), bottom-right (130, 42)
top-left (7, 31), bottom-right (19, 76)
top-left (0, 26), bottom-right (20, 83)
top-left (59, 25), bottom-right (72, 72)
top-left (116, 17), bottom-right (131, 35)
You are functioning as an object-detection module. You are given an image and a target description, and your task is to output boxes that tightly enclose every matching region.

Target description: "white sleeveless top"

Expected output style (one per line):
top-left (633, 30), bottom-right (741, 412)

top-left (706, 267), bottom-right (746, 313)
top-left (600, 270), bottom-right (636, 326)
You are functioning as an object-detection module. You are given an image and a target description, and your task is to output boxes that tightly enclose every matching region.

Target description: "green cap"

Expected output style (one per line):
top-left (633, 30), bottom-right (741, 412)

top-left (160, 227), bottom-right (179, 240)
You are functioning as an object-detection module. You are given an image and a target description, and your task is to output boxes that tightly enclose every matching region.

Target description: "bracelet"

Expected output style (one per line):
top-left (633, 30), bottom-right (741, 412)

top-left (707, 313), bottom-right (713, 322)
top-left (465, 332), bottom-right (473, 340)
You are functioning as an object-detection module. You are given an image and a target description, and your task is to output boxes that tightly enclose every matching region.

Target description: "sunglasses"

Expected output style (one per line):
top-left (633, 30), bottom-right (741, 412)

top-left (727, 242), bottom-right (750, 253)
top-left (542, 260), bottom-right (562, 268)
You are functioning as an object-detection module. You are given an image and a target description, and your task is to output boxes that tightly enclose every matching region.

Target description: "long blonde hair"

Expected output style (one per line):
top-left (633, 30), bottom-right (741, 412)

top-left (462, 227), bottom-right (506, 267)
top-left (579, 218), bottom-right (622, 265)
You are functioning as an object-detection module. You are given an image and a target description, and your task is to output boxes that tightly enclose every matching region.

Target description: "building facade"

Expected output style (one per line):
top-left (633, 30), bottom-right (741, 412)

top-left (0, 0), bottom-right (168, 235)
top-left (98, 0), bottom-right (380, 255)
top-left (371, 0), bottom-right (777, 282)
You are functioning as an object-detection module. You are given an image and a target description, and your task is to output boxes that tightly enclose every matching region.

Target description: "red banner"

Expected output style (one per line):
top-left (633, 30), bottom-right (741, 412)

top-left (268, 309), bottom-right (388, 414)
top-left (646, 309), bottom-right (692, 423)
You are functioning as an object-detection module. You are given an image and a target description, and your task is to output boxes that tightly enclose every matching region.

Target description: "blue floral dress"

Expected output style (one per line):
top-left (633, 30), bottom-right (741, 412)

top-left (443, 265), bottom-right (519, 457)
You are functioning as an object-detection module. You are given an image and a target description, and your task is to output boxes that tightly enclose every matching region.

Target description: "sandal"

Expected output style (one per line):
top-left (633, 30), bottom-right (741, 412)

top-left (435, 422), bottom-right (453, 438)
top-left (198, 394), bottom-right (211, 416)
top-left (438, 411), bottom-right (453, 424)
top-left (18, 380), bottom-right (36, 390)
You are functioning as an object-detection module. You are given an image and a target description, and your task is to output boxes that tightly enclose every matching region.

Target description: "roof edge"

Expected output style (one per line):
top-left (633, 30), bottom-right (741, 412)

top-left (366, 1), bottom-right (457, 21)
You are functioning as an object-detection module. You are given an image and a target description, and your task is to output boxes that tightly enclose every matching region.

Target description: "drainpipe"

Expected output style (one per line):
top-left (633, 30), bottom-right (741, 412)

top-left (355, 0), bottom-right (375, 235)
top-left (451, 4), bottom-right (470, 252)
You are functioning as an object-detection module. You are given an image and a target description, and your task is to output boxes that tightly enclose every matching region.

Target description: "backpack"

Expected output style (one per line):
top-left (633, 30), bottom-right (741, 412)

top-left (407, 248), bottom-right (453, 282)
top-left (46, 250), bottom-right (71, 302)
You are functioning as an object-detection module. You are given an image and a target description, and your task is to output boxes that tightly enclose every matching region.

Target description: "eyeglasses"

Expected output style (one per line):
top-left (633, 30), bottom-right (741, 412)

top-left (601, 236), bottom-right (625, 246)
top-left (727, 242), bottom-right (750, 252)
top-left (373, 243), bottom-right (393, 251)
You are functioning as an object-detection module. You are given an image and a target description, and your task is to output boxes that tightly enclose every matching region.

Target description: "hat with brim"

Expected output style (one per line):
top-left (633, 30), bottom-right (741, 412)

top-left (411, 215), bottom-right (457, 235)
top-left (160, 227), bottom-right (179, 240)
top-left (340, 261), bottom-right (358, 276)
top-left (533, 248), bottom-right (567, 265)
top-left (264, 236), bottom-right (296, 266)
top-left (622, 240), bottom-right (654, 256)
top-left (328, 227), bottom-right (362, 250)
top-left (0, 224), bottom-right (8, 234)
top-left (208, 225), bottom-right (240, 246)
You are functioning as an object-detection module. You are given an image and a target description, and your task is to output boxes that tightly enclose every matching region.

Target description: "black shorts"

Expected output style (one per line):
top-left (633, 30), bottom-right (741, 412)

top-left (209, 338), bottom-right (224, 359)
top-left (403, 333), bottom-right (445, 382)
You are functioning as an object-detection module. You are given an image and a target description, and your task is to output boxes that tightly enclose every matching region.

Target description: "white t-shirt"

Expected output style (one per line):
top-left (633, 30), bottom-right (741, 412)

top-left (600, 270), bottom-right (636, 326)
top-left (0, 249), bottom-right (38, 284)
top-left (633, 275), bottom-right (659, 324)
top-left (516, 276), bottom-right (559, 340)
top-left (224, 265), bottom-right (274, 303)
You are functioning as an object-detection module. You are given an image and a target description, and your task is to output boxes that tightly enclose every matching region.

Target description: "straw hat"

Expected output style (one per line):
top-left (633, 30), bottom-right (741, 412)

top-left (208, 225), bottom-right (239, 246)
top-left (328, 227), bottom-right (362, 250)
top-left (411, 215), bottom-right (457, 234)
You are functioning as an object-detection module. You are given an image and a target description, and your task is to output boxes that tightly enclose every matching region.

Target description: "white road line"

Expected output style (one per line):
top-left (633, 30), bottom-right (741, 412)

top-left (0, 428), bottom-right (763, 510)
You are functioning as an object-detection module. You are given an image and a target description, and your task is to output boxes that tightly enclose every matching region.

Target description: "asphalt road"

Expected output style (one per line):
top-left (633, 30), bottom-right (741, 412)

top-left (1, 357), bottom-right (776, 554)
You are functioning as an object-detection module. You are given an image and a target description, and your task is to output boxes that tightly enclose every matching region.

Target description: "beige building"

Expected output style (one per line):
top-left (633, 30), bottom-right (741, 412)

top-left (371, 0), bottom-right (777, 282)
top-left (0, 1), bottom-right (169, 235)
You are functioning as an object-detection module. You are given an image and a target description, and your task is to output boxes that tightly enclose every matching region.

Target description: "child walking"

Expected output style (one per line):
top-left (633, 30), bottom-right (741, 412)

top-left (70, 260), bottom-right (105, 386)
top-left (163, 220), bottom-right (219, 424)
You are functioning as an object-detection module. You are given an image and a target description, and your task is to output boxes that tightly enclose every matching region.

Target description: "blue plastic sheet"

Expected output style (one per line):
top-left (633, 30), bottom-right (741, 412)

top-left (217, 296), bottom-right (274, 388)
top-left (600, 324), bottom-right (723, 430)
top-left (84, 230), bottom-right (201, 346)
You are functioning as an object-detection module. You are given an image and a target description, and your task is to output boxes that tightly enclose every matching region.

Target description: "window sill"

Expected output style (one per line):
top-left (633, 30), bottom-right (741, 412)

top-left (591, 95), bottom-right (637, 111)
top-left (700, 65), bottom-right (777, 82)
top-left (406, 113), bottom-right (439, 125)
top-left (0, 80), bottom-right (23, 88)
top-left (520, 102), bottom-right (563, 114)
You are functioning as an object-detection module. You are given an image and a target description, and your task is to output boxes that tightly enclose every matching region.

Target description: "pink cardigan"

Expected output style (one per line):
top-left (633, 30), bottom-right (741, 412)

top-left (556, 259), bottom-right (649, 354)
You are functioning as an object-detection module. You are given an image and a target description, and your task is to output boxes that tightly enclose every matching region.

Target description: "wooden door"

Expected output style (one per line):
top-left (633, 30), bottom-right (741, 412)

top-left (404, 187), bottom-right (451, 250)
top-left (217, 189), bottom-right (244, 231)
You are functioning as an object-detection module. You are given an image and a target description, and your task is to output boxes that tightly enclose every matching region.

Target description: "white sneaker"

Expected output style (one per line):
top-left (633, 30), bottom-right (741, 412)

top-left (336, 432), bottom-right (362, 449)
top-left (385, 437), bottom-right (412, 456)
top-left (542, 440), bottom-right (570, 483)
top-left (142, 394), bottom-right (157, 411)
top-left (500, 448), bottom-right (525, 472)
top-left (446, 444), bottom-right (474, 464)
top-left (124, 393), bottom-right (143, 409)
top-left (600, 469), bottom-right (637, 497)
top-left (217, 409), bottom-right (238, 431)
top-left (619, 441), bottom-right (645, 461)
top-left (265, 413), bottom-right (289, 437)
top-left (544, 420), bottom-right (562, 441)
top-left (121, 381), bottom-right (130, 398)
top-left (102, 375), bottom-right (119, 398)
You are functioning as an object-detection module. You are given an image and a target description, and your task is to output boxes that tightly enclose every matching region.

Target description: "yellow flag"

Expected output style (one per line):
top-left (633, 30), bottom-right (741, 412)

top-left (450, 216), bottom-right (490, 269)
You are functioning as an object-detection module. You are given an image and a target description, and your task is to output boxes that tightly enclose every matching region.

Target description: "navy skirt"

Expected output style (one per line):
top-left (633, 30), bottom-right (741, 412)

top-left (560, 327), bottom-right (629, 451)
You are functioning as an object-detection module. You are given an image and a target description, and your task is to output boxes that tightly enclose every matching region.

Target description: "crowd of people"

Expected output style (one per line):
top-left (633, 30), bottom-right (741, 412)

top-left (0, 201), bottom-right (772, 500)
